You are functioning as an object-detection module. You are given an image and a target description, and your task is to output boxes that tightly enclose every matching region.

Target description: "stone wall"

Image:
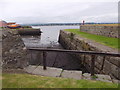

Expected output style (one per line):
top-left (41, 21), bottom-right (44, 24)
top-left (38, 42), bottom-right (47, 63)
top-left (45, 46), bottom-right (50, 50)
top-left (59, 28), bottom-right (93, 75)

top-left (58, 30), bottom-right (120, 80)
top-left (80, 25), bottom-right (119, 38)
top-left (2, 29), bottom-right (29, 69)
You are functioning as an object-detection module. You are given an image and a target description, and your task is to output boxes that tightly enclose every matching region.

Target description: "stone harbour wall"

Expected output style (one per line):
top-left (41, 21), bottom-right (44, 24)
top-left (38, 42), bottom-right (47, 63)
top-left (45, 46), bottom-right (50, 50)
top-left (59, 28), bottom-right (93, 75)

top-left (58, 30), bottom-right (120, 80)
top-left (80, 25), bottom-right (119, 38)
top-left (2, 29), bottom-right (29, 69)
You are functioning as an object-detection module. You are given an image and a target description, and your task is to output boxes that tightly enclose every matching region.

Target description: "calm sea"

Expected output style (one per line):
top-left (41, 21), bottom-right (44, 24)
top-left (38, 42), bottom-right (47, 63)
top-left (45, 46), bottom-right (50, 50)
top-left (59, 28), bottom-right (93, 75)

top-left (22, 25), bottom-right (80, 48)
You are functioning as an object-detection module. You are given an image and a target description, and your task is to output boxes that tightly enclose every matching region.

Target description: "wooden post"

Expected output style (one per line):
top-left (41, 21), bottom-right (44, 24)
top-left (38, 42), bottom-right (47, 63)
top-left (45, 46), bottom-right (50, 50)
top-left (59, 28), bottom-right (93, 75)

top-left (43, 52), bottom-right (47, 70)
top-left (91, 55), bottom-right (95, 76)
top-left (83, 55), bottom-right (86, 66)
top-left (100, 56), bottom-right (106, 71)
top-left (30, 50), bottom-right (33, 64)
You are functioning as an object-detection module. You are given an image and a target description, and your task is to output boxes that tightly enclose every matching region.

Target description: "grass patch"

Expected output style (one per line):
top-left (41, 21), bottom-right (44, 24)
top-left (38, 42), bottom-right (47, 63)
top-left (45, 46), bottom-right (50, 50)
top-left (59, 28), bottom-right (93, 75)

top-left (64, 29), bottom-right (120, 49)
top-left (2, 73), bottom-right (118, 88)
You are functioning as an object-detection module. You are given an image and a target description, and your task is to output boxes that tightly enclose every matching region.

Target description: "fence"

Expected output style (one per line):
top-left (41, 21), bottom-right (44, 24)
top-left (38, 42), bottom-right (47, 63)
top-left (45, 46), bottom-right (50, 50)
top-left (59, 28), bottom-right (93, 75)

top-left (28, 48), bottom-right (120, 76)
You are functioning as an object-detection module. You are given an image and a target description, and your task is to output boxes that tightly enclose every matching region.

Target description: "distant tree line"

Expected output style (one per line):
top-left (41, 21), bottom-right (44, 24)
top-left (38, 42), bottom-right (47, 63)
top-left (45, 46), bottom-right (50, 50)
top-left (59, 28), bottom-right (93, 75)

top-left (21, 22), bottom-right (118, 26)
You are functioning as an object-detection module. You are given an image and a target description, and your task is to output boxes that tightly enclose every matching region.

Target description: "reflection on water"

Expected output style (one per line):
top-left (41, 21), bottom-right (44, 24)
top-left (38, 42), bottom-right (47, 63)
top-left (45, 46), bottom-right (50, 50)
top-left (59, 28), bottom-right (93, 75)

top-left (22, 25), bottom-right (79, 48)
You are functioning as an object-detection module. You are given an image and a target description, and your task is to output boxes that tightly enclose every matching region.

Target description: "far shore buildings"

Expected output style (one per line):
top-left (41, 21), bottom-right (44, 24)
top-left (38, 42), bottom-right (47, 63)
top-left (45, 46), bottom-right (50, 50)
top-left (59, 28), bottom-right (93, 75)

top-left (0, 20), bottom-right (21, 28)
top-left (0, 20), bottom-right (8, 27)
top-left (0, 20), bottom-right (16, 27)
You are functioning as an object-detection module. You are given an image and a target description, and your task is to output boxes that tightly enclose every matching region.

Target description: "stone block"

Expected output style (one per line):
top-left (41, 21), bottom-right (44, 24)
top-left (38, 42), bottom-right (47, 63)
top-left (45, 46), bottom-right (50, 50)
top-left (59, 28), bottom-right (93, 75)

top-left (94, 67), bottom-right (100, 73)
top-left (61, 70), bottom-right (82, 80)
top-left (95, 61), bottom-right (102, 70)
top-left (96, 56), bottom-right (104, 65)
top-left (96, 74), bottom-right (111, 80)
top-left (32, 66), bottom-right (62, 77)
top-left (108, 57), bottom-right (119, 67)
top-left (103, 60), bottom-right (112, 74)
top-left (112, 79), bottom-right (119, 84)
top-left (111, 64), bottom-right (120, 79)
top-left (96, 74), bottom-right (112, 83)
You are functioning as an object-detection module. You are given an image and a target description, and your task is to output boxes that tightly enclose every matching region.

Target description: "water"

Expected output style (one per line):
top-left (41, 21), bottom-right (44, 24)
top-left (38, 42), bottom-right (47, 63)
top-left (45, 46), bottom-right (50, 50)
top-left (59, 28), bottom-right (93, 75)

top-left (22, 25), bottom-right (79, 48)
top-left (21, 25), bottom-right (88, 71)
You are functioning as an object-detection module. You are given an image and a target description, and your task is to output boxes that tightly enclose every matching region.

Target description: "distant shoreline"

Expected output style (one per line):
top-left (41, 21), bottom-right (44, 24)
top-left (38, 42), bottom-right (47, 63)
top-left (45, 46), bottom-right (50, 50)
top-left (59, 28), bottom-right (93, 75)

top-left (22, 23), bottom-right (119, 26)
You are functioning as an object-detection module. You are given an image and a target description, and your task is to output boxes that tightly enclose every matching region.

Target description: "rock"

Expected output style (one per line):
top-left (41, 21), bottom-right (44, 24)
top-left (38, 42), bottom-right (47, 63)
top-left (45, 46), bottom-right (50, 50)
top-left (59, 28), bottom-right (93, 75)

top-left (4, 52), bottom-right (8, 55)
top-left (23, 47), bottom-right (27, 50)
top-left (9, 49), bottom-right (14, 54)
top-left (83, 73), bottom-right (91, 79)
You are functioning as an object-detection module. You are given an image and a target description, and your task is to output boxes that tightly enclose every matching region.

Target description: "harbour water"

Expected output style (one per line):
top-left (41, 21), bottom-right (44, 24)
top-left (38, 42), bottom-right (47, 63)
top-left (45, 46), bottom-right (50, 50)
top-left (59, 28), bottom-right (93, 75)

top-left (21, 25), bottom-right (87, 71)
top-left (22, 25), bottom-right (79, 48)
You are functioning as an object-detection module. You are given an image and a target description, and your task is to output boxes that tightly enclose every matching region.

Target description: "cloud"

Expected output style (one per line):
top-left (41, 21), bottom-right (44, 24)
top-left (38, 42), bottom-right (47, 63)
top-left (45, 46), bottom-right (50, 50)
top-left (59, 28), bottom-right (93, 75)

top-left (0, 1), bottom-right (118, 23)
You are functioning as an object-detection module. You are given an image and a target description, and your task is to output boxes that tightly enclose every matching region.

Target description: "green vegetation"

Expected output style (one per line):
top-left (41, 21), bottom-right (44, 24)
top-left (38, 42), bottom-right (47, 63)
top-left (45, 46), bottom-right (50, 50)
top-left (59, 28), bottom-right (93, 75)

top-left (64, 29), bottom-right (120, 49)
top-left (2, 73), bottom-right (118, 88)
top-left (0, 27), bottom-right (4, 29)
top-left (91, 75), bottom-right (98, 79)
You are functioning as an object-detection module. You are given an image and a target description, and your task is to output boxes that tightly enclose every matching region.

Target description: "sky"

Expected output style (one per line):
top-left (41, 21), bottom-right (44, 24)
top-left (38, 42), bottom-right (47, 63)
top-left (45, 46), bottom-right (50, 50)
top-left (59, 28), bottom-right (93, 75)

top-left (0, 0), bottom-right (119, 24)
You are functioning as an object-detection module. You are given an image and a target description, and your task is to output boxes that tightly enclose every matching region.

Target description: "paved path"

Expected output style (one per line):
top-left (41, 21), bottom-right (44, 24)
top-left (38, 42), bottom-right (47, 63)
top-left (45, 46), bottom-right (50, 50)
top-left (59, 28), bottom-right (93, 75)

top-left (24, 65), bottom-right (118, 83)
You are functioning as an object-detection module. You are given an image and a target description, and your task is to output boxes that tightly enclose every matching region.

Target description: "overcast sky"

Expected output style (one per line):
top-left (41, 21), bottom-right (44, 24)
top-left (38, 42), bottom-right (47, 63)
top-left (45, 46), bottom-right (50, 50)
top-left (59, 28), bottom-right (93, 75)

top-left (0, 0), bottom-right (119, 24)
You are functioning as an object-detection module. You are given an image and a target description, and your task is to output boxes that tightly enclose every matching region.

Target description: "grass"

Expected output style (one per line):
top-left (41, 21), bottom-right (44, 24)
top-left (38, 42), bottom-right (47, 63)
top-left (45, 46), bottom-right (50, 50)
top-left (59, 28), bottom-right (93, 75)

top-left (2, 73), bottom-right (118, 88)
top-left (64, 29), bottom-right (120, 49)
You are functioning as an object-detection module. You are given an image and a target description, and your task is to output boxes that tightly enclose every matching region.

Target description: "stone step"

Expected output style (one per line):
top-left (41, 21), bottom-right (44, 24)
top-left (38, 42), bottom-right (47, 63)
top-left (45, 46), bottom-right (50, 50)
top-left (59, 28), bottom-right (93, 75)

top-left (61, 70), bottom-right (82, 80)
top-left (24, 65), bottom-right (62, 77)
top-left (24, 65), bottom-right (114, 83)
top-left (24, 65), bottom-right (83, 80)
top-left (83, 73), bottom-right (113, 83)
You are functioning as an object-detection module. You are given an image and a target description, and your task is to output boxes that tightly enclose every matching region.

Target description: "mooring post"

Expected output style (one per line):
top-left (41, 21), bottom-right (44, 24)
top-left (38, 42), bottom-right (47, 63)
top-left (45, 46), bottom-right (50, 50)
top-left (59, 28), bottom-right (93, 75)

top-left (43, 51), bottom-right (47, 70)
top-left (91, 55), bottom-right (95, 76)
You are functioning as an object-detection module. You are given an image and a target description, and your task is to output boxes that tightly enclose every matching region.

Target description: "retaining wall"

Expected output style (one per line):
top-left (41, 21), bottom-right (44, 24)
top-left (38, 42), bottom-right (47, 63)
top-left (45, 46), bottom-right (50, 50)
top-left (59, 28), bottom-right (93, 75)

top-left (2, 29), bottom-right (29, 69)
top-left (58, 30), bottom-right (120, 80)
top-left (80, 25), bottom-right (119, 38)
